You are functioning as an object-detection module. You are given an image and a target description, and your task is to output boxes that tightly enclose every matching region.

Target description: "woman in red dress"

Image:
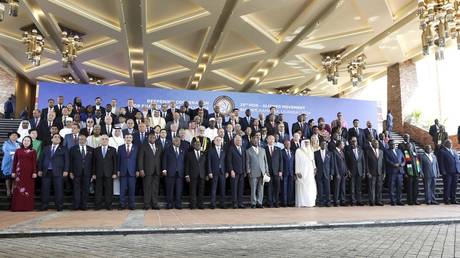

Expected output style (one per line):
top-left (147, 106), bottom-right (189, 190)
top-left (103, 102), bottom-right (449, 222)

top-left (11, 136), bottom-right (37, 211)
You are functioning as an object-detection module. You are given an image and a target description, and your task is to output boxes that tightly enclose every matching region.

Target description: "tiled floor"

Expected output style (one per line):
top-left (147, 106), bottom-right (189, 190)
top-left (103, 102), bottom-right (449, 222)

top-left (1, 205), bottom-right (460, 232)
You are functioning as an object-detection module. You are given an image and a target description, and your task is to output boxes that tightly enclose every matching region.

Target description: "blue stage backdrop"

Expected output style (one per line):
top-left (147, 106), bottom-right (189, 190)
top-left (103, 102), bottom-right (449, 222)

top-left (37, 82), bottom-right (378, 128)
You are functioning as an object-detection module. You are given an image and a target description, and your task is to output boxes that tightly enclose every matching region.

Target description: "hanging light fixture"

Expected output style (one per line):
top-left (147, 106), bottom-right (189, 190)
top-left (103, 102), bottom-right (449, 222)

top-left (22, 29), bottom-right (45, 67)
top-left (347, 54), bottom-right (366, 87)
top-left (417, 0), bottom-right (460, 60)
top-left (322, 54), bottom-right (341, 85)
top-left (0, 0), bottom-right (19, 21)
top-left (61, 74), bottom-right (77, 84)
top-left (61, 31), bottom-right (83, 68)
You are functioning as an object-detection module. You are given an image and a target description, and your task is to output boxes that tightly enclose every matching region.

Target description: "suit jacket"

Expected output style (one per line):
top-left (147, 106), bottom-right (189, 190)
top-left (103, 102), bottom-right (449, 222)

top-left (348, 127), bottom-right (366, 146)
top-left (63, 133), bottom-right (80, 150)
top-left (291, 122), bottom-right (311, 139)
top-left (132, 131), bottom-right (149, 146)
top-left (122, 128), bottom-right (138, 136)
top-left (429, 124), bottom-right (439, 142)
top-left (69, 145), bottom-right (93, 177)
top-left (282, 148), bottom-right (295, 177)
top-left (345, 147), bottom-right (366, 176)
top-left (363, 128), bottom-right (378, 141)
top-left (192, 107), bottom-right (208, 120)
top-left (208, 146), bottom-right (226, 176)
top-left (419, 153), bottom-right (440, 178)
top-left (246, 146), bottom-right (269, 178)
top-left (162, 145), bottom-right (186, 177)
top-left (117, 144), bottom-right (138, 177)
top-left (39, 144), bottom-right (69, 176)
top-left (137, 142), bottom-right (162, 176)
top-left (124, 106), bottom-right (139, 120)
top-left (265, 145), bottom-right (283, 176)
top-left (384, 148), bottom-right (405, 175)
top-left (314, 149), bottom-right (332, 179)
top-left (93, 146), bottom-right (117, 177)
top-left (101, 124), bottom-right (114, 136)
top-left (240, 116), bottom-right (254, 131)
top-left (331, 149), bottom-right (347, 177)
top-left (265, 121), bottom-right (278, 136)
top-left (365, 148), bottom-right (385, 176)
top-left (166, 108), bottom-right (179, 122)
top-left (166, 120), bottom-right (186, 131)
top-left (226, 145), bottom-right (246, 174)
top-left (80, 127), bottom-right (94, 137)
top-left (93, 105), bottom-right (106, 115)
top-left (155, 137), bottom-right (171, 151)
top-left (29, 117), bottom-right (41, 129)
top-left (438, 147), bottom-right (460, 175)
top-left (185, 150), bottom-right (207, 179)
top-left (180, 140), bottom-right (190, 152)
top-left (41, 106), bottom-right (59, 120)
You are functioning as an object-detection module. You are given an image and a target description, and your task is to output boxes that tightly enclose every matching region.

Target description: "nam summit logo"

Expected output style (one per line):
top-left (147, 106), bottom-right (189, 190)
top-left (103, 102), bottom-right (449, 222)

top-left (213, 96), bottom-right (235, 116)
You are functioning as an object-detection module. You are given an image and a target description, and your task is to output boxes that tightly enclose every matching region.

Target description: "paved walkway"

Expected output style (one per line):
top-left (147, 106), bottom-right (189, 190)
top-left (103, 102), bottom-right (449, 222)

top-left (1, 205), bottom-right (460, 235)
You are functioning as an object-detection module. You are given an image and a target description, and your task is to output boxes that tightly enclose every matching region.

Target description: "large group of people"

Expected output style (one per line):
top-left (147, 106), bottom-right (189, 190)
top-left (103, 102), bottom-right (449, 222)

top-left (1, 95), bottom-right (459, 212)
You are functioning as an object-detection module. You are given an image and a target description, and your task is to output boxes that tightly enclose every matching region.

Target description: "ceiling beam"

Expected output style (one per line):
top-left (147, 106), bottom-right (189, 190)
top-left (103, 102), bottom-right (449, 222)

top-left (22, 0), bottom-right (89, 83)
top-left (240, 0), bottom-right (340, 92)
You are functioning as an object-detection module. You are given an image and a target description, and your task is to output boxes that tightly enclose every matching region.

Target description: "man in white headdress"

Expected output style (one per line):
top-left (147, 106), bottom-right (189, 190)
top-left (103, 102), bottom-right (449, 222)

top-left (17, 120), bottom-right (31, 142)
top-left (108, 127), bottom-right (124, 196)
top-left (59, 117), bottom-right (73, 138)
top-left (295, 139), bottom-right (317, 207)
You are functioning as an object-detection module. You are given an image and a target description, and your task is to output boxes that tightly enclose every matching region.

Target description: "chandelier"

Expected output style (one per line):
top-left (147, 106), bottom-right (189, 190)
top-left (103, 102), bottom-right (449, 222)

top-left (61, 75), bottom-right (77, 84)
top-left (0, 0), bottom-right (19, 22)
top-left (417, 0), bottom-right (460, 60)
top-left (322, 54), bottom-right (341, 85)
top-left (22, 29), bottom-right (45, 67)
top-left (61, 31), bottom-right (83, 68)
top-left (347, 55), bottom-right (366, 87)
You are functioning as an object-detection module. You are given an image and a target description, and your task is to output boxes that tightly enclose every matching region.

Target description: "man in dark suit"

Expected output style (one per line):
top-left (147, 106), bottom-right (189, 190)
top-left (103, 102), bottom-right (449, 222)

top-left (124, 98), bottom-right (139, 121)
top-left (40, 98), bottom-right (58, 119)
top-left (385, 139), bottom-right (405, 205)
top-left (365, 139), bottom-right (385, 206)
top-left (364, 121), bottom-right (378, 142)
top-left (265, 114), bottom-right (278, 136)
top-left (93, 97), bottom-right (106, 114)
top-left (92, 135), bottom-right (117, 210)
top-left (291, 114), bottom-right (310, 140)
top-left (122, 119), bottom-right (137, 135)
top-left (315, 140), bottom-right (333, 207)
top-left (132, 123), bottom-right (149, 146)
top-left (101, 116), bottom-right (114, 136)
top-left (37, 111), bottom-right (62, 143)
top-left (69, 134), bottom-right (93, 210)
top-left (30, 109), bottom-right (42, 129)
top-left (429, 119), bottom-right (441, 143)
top-left (138, 133), bottom-right (162, 210)
top-left (166, 101), bottom-right (179, 123)
top-left (80, 118), bottom-right (95, 136)
top-left (345, 136), bottom-right (366, 206)
top-left (226, 135), bottom-right (246, 208)
top-left (240, 109), bottom-right (254, 132)
top-left (208, 105), bottom-right (225, 124)
top-left (193, 100), bottom-right (208, 121)
top-left (162, 136), bottom-right (186, 209)
top-left (419, 145), bottom-right (440, 205)
top-left (348, 119), bottom-right (365, 147)
top-left (265, 135), bottom-right (283, 208)
top-left (281, 140), bottom-right (295, 207)
top-left (117, 134), bottom-right (139, 210)
top-left (331, 140), bottom-right (347, 206)
top-left (438, 139), bottom-right (460, 204)
top-left (156, 129), bottom-right (171, 151)
top-left (398, 134), bottom-right (421, 205)
top-left (38, 134), bottom-right (69, 211)
top-left (208, 136), bottom-right (227, 209)
top-left (185, 141), bottom-right (207, 209)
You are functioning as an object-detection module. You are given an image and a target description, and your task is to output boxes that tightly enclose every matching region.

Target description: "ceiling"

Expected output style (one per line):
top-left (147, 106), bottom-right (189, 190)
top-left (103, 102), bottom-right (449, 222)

top-left (0, 0), bottom-right (421, 96)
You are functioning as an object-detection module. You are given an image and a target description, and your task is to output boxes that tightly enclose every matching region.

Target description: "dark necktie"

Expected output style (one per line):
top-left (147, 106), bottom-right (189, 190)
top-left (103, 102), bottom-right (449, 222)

top-left (81, 146), bottom-right (85, 158)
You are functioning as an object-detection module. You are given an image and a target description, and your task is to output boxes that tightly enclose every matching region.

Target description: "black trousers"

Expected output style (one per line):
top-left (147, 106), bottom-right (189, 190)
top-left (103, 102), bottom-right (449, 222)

top-left (143, 174), bottom-right (160, 208)
top-left (73, 174), bottom-right (91, 209)
top-left (211, 173), bottom-right (226, 207)
top-left (41, 171), bottom-right (63, 210)
top-left (267, 175), bottom-right (281, 206)
top-left (443, 174), bottom-right (458, 203)
top-left (333, 174), bottom-right (346, 204)
top-left (316, 175), bottom-right (331, 205)
top-left (231, 173), bottom-right (245, 206)
top-left (368, 174), bottom-right (384, 204)
top-left (95, 175), bottom-right (113, 209)
top-left (350, 174), bottom-right (363, 204)
top-left (166, 175), bottom-right (183, 208)
top-left (189, 177), bottom-right (205, 208)
top-left (406, 174), bottom-right (419, 204)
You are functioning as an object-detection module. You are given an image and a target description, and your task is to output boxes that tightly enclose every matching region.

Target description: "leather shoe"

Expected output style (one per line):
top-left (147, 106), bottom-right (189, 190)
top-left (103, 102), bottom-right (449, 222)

top-left (256, 204), bottom-right (263, 208)
top-left (251, 205), bottom-right (256, 209)
top-left (152, 206), bottom-right (160, 210)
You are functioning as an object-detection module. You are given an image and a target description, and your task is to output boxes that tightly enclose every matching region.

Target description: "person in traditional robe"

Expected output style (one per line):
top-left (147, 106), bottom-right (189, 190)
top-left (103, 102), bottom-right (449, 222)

top-left (17, 120), bottom-right (31, 142)
top-left (294, 139), bottom-right (317, 207)
top-left (108, 127), bottom-right (124, 196)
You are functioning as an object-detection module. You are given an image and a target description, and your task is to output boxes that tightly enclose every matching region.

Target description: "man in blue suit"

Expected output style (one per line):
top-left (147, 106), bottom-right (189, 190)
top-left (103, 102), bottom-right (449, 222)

top-left (438, 139), bottom-right (460, 204)
top-left (282, 140), bottom-right (295, 207)
top-left (226, 135), bottom-right (246, 209)
top-left (162, 136), bottom-right (186, 209)
top-left (38, 133), bottom-right (69, 211)
top-left (315, 140), bottom-right (333, 207)
top-left (63, 123), bottom-right (80, 150)
top-left (117, 134), bottom-right (139, 210)
top-left (348, 119), bottom-right (366, 147)
top-left (385, 139), bottom-right (405, 206)
top-left (419, 145), bottom-right (440, 205)
top-left (208, 136), bottom-right (227, 209)
top-left (132, 123), bottom-right (149, 146)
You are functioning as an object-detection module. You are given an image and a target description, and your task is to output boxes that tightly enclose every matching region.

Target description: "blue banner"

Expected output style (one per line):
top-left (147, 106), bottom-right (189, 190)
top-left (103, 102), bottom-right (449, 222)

top-left (37, 82), bottom-right (377, 128)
